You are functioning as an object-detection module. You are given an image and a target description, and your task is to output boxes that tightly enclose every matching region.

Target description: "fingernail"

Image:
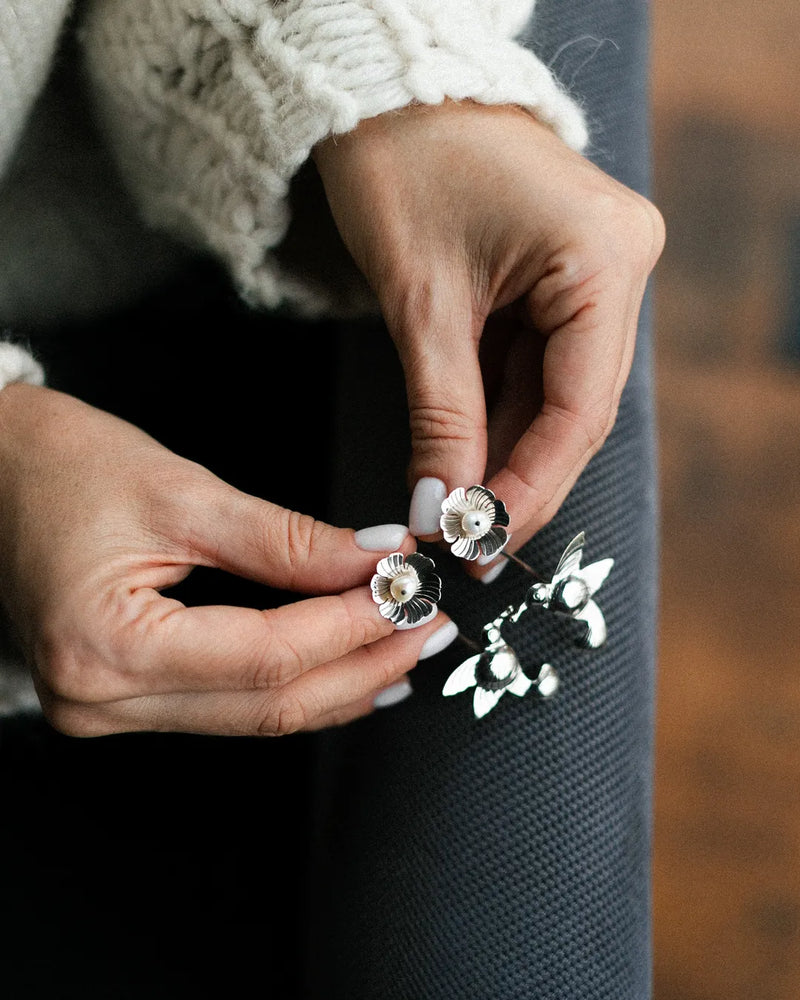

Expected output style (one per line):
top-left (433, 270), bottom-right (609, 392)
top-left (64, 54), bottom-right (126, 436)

top-left (480, 559), bottom-right (508, 585)
top-left (354, 523), bottom-right (409, 551)
top-left (409, 477), bottom-right (447, 536)
top-left (373, 679), bottom-right (413, 709)
top-left (418, 620), bottom-right (459, 660)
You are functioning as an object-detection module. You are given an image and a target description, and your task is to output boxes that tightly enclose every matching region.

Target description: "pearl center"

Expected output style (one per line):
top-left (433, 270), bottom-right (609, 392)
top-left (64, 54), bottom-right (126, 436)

top-left (460, 511), bottom-right (489, 538)
top-left (390, 571), bottom-right (418, 603)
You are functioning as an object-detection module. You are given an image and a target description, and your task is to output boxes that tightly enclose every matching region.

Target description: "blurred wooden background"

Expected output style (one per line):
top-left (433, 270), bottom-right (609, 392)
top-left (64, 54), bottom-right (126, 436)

top-left (650, 2), bottom-right (800, 997)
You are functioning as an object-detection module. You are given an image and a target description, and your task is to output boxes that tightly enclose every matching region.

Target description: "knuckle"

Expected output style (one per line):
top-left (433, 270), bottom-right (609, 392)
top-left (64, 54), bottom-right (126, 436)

top-left (580, 408), bottom-right (614, 453)
top-left (583, 189), bottom-right (665, 271)
top-left (249, 627), bottom-right (305, 690)
top-left (257, 692), bottom-right (309, 737)
top-left (34, 633), bottom-right (100, 704)
top-left (622, 195), bottom-right (666, 267)
top-left (409, 402), bottom-right (476, 447)
top-left (267, 508), bottom-right (324, 583)
top-left (545, 401), bottom-right (612, 456)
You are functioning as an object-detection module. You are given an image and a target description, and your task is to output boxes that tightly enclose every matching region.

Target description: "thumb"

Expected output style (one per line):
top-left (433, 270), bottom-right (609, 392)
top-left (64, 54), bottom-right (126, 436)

top-left (390, 296), bottom-right (489, 539)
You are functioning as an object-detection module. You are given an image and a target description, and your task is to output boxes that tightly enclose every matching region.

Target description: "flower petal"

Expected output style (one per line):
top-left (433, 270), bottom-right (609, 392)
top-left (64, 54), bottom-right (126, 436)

top-left (395, 605), bottom-right (438, 630)
top-left (465, 485), bottom-right (497, 517)
top-left (451, 535), bottom-right (481, 560)
top-left (378, 598), bottom-right (405, 624)
top-left (507, 670), bottom-right (533, 697)
top-left (375, 552), bottom-right (406, 579)
top-left (441, 487), bottom-right (470, 514)
top-left (478, 527), bottom-right (508, 558)
top-left (492, 498), bottom-right (510, 528)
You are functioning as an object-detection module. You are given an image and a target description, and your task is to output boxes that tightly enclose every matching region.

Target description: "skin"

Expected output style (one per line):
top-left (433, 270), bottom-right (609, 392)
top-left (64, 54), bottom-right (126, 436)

top-left (314, 101), bottom-right (665, 574)
top-left (0, 384), bottom-right (441, 736)
top-left (0, 100), bottom-right (664, 735)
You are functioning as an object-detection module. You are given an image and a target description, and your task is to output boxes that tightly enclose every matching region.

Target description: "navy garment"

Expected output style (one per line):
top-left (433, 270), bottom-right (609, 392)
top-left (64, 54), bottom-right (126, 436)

top-left (0, 1), bottom-right (657, 997)
top-left (307, 2), bottom-right (658, 998)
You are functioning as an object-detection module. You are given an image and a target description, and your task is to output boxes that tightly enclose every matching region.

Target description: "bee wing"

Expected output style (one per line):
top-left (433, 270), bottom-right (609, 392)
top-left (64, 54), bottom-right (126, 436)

top-left (552, 532), bottom-right (585, 583)
top-left (473, 687), bottom-right (504, 719)
top-left (579, 558), bottom-right (614, 596)
top-left (442, 655), bottom-right (479, 696)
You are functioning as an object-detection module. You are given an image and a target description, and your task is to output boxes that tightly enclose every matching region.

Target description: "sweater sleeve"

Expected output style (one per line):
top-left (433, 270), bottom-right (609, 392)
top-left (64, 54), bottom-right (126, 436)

top-left (80, 0), bottom-right (589, 317)
top-left (0, 0), bottom-right (74, 182)
top-left (0, 1), bottom-right (74, 385)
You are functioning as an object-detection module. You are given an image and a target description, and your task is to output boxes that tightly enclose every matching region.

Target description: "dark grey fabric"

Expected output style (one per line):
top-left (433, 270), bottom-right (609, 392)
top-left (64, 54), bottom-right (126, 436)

top-left (306, 2), bottom-right (658, 998)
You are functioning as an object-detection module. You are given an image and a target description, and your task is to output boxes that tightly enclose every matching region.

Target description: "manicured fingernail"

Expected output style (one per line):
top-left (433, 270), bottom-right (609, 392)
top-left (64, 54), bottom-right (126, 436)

top-left (480, 559), bottom-right (508, 585)
top-left (354, 523), bottom-right (409, 551)
top-left (409, 477), bottom-right (447, 536)
top-left (418, 620), bottom-right (459, 660)
top-left (373, 679), bottom-right (413, 709)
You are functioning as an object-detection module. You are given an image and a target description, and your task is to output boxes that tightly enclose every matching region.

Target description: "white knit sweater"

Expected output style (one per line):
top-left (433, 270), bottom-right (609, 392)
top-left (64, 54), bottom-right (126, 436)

top-left (0, 0), bottom-right (588, 392)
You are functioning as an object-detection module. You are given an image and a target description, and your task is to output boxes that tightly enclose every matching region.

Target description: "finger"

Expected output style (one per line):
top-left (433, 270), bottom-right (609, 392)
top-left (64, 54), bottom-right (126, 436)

top-left (182, 479), bottom-right (413, 594)
top-left (483, 282), bottom-right (644, 553)
top-left (44, 615), bottom-right (447, 736)
top-left (107, 585), bottom-right (407, 699)
top-left (303, 673), bottom-right (413, 731)
top-left (389, 287), bottom-right (489, 538)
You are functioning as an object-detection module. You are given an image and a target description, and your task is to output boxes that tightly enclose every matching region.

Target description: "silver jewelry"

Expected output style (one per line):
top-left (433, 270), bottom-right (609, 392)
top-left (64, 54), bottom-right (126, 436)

top-left (442, 607), bottom-right (558, 718)
top-left (441, 529), bottom-right (613, 717)
top-left (371, 552), bottom-right (442, 629)
top-left (439, 485), bottom-right (510, 561)
top-left (516, 532), bottom-right (613, 648)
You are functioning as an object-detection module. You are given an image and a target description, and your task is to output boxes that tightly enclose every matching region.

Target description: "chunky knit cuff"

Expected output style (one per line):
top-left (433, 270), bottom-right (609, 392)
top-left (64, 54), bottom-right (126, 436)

top-left (0, 342), bottom-right (45, 392)
top-left (0, 0), bottom-right (74, 181)
top-left (82, 0), bottom-right (588, 315)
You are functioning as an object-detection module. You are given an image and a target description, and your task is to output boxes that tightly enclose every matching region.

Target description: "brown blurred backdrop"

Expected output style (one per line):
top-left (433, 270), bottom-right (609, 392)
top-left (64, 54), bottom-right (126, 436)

top-left (650, 2), bottom-right (800, 998)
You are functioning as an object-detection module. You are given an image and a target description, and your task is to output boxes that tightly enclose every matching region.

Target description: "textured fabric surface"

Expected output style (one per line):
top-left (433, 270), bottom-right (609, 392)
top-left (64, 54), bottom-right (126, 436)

top-left (305, 1), bottom-right (658, 997)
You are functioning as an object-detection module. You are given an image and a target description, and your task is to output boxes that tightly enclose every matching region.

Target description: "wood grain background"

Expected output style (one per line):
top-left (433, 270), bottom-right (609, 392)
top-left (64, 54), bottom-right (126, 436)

top-left (650, 3), bottom-right (800, 997)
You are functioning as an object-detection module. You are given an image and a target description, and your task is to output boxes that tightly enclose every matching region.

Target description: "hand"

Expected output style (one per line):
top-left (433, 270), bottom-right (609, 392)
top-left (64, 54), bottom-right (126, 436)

top-left (314, 100), bottom-right (665, 571)
top-left (0, 384), bottom-right (445, 735)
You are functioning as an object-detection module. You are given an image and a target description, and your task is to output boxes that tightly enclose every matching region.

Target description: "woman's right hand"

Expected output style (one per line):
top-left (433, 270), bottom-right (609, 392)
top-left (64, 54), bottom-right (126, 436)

top-left (0, 384), bottom-right (445, 736)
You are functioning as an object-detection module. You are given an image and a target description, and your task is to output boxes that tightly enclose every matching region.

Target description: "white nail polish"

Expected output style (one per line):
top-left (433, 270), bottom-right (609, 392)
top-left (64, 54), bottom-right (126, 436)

top-left (354, 523), bottom-right (409, 551)
top-left (409, 477), bottom-right (447, 536)
top-left (373, 679), bottom-right (413, 709)
top-left (480, 559), bottom-right (508, 585)
top-left (418, 620), bottom-right (459, 660)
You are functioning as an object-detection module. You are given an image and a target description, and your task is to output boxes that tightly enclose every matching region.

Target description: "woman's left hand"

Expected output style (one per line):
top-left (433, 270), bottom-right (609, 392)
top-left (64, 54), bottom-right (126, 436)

top-left (314, 100), bottom-right (664, 572)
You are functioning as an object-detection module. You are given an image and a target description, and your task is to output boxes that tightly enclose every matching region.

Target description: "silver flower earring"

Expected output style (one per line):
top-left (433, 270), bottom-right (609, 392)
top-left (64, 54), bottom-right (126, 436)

top-left (439, 485), bottom-right (510, 561)
top-left (440, 485), bottom-right (614, 650)
top-left (438, 484), bottom-right (616, 718)
top-left (371, 552), bottom-right (442, 629)
top-left (442, 607), bottom-right (558, 719)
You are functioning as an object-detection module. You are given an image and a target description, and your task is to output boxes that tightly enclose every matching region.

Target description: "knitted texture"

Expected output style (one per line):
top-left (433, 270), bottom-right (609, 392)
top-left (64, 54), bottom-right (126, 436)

top-left (0, 1), bottom-right (74, 180)
top-left (81, 0), bottom-right (589, 316)
top-left (0, 342), bottom-right (44, 392)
